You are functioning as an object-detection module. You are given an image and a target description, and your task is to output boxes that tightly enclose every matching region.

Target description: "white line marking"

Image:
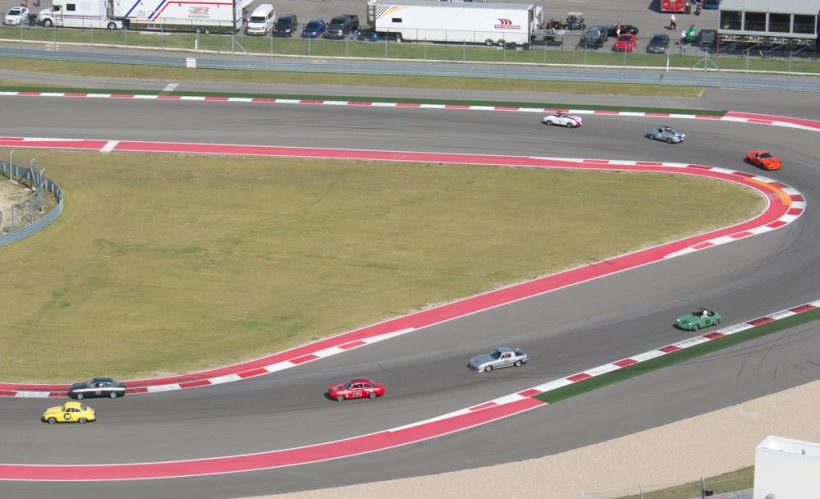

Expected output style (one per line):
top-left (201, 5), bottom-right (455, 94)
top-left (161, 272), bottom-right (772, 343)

top-left (163, 83), bottom-right (178, 93)
top-left (100, 140), bottom-right (118, 153)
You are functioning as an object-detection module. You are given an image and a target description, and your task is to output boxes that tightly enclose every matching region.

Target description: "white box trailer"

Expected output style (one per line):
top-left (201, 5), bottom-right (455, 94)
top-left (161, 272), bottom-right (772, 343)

top-left (112, 0), bottom-right (253, 33)
top-left (38, 0), bottom-right (124, 29)
top-left (367, 0), bottom-right (543, 46)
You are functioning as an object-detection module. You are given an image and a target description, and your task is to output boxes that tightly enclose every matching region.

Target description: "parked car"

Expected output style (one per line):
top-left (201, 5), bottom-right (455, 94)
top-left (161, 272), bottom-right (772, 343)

top-left (676, 308), bottom-right (722, 331)
top-left (245, 4), bottom-right (275, 36)
top-left (468, 347), bottom-right (529, 373)
top-left (579, 25), bottom-right (608, 49)
top-left (746, 150), bottom-right (782, 171)
top-left (695, 29), bottom-right (717, 49)
top-left (613, 34), bottom-right (638, 52)
top-left (605, 24), bottom-right (639, 37)
top-left (301, 17), bottom-right (325, 38)
top-left (647, 34), bottom-right (670, 53)
top-left (542, 112), bottom-right (583, 128)
top-left (324, 14), bottom-right (359, 39)
top-left (41, 402), bottom-right (96, 424)
top-left (3, 6), bottom-right (29, 25)
top-left (327, 379), bottom-right (385, 402)
top-left (646, 125), bottom-right (685, 144)
top-left (68, 377), bottom-right (127, 400)
top-left (273, 13), bottom-right (298, 37)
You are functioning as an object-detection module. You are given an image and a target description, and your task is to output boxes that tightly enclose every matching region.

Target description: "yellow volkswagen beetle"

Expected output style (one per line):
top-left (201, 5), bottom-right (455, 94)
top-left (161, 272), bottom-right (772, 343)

top-left (41, 401), bottom-right (96, 424)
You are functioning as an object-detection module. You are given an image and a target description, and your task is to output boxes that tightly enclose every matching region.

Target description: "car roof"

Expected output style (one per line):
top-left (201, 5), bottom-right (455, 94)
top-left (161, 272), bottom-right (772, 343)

top-left (496, 347), bottom-right (514, 352)
top-left (91, 377), bottom-right (114, 382)
top-left (349, 378), bottom-right (373, 384)
top-left (279, 13), bottom-right (295, 19)
top-left (307, 17), bottom-right (324, 23)
top-left (64, 401), bottom-right (84, 409)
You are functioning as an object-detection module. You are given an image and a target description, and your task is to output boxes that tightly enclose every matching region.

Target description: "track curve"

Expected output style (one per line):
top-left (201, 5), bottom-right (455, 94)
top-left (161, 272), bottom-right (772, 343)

top-left (1, 96), bottom-right (820, 497)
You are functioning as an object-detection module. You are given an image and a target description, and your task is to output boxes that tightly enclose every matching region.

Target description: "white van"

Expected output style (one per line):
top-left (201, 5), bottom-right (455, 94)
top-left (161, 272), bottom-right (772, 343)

top-left (246, 4), bottom-right (275, 35)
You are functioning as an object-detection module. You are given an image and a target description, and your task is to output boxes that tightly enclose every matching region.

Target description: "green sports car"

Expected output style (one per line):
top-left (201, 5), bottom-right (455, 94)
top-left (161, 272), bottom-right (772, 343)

top-left (676, 308), bottom-right (722, 331)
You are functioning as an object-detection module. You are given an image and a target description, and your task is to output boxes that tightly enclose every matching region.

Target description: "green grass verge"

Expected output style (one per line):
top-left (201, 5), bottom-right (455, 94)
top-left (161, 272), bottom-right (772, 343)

top-left (1, 26), bottom-right (817, 74)
top-left (0, 150), bottom-right (762, 381)
top-left (0, 57), bottom-right (705, 98)
top-left (536, 307), bottom-right (820, 404)
top-left (615, 466), bottom-right (753, 499)
top-left (0, 83), bottom-right (724, 115)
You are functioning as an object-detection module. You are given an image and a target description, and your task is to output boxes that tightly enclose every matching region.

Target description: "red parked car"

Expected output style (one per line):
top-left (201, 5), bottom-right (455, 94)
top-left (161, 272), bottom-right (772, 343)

top-left (613, 34), bottom-right (638, 52)
top-left (327, 378), bottom-right (385, 402)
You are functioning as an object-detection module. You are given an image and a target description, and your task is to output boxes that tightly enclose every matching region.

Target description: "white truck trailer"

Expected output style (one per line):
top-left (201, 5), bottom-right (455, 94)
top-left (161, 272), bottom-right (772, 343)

top-left (112, 0), bottom-right (253, 33)
top-left (38, 0), bottom-right (123, 29)
top-left (366, 0), bottom-right (544, 46)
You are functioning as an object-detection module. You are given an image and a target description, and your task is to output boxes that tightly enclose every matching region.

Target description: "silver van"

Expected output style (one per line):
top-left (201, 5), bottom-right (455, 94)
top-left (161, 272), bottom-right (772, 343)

top-left (246, 4), bottom-right (275, 35)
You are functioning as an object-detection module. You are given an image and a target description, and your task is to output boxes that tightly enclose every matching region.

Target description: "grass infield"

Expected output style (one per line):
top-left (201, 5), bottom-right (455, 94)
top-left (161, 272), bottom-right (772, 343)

top-left (536, 307), bottom-right (820, 405)
top-left (0, 150), bottom-right (762, 381)
top-left (0, 57), bottom-right (706, 98)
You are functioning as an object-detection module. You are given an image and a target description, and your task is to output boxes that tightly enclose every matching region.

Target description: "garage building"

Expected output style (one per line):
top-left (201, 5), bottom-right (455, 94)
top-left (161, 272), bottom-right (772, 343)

top-left (718, 0), bottom-right (820, 53)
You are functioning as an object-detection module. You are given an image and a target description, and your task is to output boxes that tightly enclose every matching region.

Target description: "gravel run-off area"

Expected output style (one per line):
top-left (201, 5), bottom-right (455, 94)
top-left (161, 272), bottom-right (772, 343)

top-left (0, 177), bottom-right (32, 232)
top-left (262, 380), bottom-right (820, 499)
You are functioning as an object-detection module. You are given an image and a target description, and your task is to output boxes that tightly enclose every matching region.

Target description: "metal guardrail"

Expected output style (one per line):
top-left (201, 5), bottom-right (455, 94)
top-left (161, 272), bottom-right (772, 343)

top-left (0, 157), bottom-right (64, 248)
top-left (0, 44), bottom-right (818, 93)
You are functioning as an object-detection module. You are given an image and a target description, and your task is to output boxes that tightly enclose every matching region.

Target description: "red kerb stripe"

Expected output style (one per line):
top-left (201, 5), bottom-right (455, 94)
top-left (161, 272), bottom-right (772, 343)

top-left (790, 304), bottom-right (818, 314)
top-left (180, 379), bottom-right (211, 389)
top-left (238, 368), bottom-right (269, 378)
top-left (660, 345), bottom-right (681, 353)
top-left (339, 340), bottom-right (367, 350)
top-left (614, 358), bottom-right (638, 368)
top-left (567, 373), bottom-right (592, 382)
top-left (704, 332), bottom-right (725, 340)
top-left (290, 354), bottom-right (319, 365)
top-left (767, 220), bottom-right (788, 229)
top-left (748, 317), bottom-right (775, 326)
top-left (347, 102), bottom-right (373, 106)
top-left (517, 388), bottom-right (541, 397)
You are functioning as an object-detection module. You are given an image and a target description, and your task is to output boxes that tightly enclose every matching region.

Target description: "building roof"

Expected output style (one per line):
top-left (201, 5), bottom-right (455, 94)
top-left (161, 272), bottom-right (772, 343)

top-left (720, 0), bottom-right (820, 15)
top-left (369, 0), bottom-right (535, 11)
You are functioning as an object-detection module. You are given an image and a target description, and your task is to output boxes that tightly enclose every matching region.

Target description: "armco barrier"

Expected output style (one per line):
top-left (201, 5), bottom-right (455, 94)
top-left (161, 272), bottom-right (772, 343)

top-left (0, 159), bottom-right (64, 248)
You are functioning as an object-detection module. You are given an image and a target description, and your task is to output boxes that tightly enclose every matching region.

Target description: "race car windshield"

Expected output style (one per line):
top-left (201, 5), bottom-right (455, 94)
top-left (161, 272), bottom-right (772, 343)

top-left (759, 153), bottom-right (772, 158)
top-left (490, 350), bottom-right (501, 359)
top-left (343, 382), bottom-right (351, 389)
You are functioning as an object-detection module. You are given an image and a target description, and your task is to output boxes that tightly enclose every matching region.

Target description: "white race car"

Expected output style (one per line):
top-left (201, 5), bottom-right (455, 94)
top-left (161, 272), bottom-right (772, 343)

top-left (541, 112), bottom-right (583, 128)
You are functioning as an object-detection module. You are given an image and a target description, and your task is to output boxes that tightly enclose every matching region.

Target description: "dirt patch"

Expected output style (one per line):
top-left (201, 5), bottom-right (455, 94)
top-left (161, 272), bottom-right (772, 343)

top-left (262, 380), bottom-right (820, 499)
top-left (0, 178), bottom-right (33, 233)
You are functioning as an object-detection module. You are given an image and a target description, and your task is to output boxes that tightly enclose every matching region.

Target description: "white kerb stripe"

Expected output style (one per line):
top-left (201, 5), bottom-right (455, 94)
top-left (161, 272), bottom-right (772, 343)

top-left (809, 300), bottom-right (820, 308)
top-left (100, 141), bottom-right (118, 153)
top-left (262, 361), bottom-right (295, 374)
top-left (583, 363), bottom-right (621, 377)
top-left (709, 235), bottom-right (738, 246)
top-left (275, 99), bottom-right (301, 104)
top-left (227, 97), bottom-right (253, 103)
top-left (16, 391), bottom-right (53, 398)
top-left (314, 347), bottom-right (345, 358)
top-left (163, 83), bottom-right (178, 92)
top-left (362, 328), bottom-right (415, 344)
top-left (146, 384), bottom-right (181, 392)
top-left (720, 323), bottom-right (755, 335)
top-left (489, 393), bottom-right (528, 405)
top-left (468, 105), bottom-right (496, 111)
top-left (40, 92), bottom-right (66, 97)
top-left (671, 336), bottom-right (711, 349)
top-left (778, 214), bottom-right (800, 223)
top-left (631, 349), bottom-right (667, 362)
top-left (208, 374), bottom-right (241, 385)
top-left (531, 378), bottom-right (574, 393)
top-left (664, 247), bottom-right (698, 259)
top-left (179, 96), bottom-right (206, 101)
top-left (370, 102), bottom-right (398, 107)
top-left (86, 93), bottom-right (112, 98)
top-left (769, 310), bottom-right (797, 320)
top-left (389, 408), bottom-right (473, 432)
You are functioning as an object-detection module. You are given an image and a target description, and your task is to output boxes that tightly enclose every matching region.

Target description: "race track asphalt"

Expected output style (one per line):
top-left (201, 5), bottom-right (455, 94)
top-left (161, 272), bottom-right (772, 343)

top-left (0, 95), bottom-right (819, 498)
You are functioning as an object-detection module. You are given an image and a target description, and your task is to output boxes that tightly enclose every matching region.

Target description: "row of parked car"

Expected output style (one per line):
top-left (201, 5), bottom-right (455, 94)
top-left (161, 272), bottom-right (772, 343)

top-left (579, 23), bottom-right (717, 52)
top-left (244, 5), bottom-right (360, 39)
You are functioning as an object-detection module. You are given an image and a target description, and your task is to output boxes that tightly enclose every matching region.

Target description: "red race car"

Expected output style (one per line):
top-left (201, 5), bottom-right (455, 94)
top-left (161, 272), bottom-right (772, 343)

top-left (613, 34), bottom-right (638, 52)
top-left (746, 150), bottom-right (782, 170)
top-left (327, 378), bottom-right (385, 402)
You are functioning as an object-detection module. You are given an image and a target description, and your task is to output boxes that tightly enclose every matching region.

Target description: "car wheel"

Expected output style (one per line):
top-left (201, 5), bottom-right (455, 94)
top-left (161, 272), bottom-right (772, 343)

top-left (484, 38), bottom-right (494, 46)
top-left (666, 138), bottom-right (674, 144)
top-left (692, 324), bottom-right (700, 331)
top-left (107, 22), bottom-right (117, 30)
top-left (76, 393), bottom-right (84, 400)
top-left (109, 392), bottom-right (117, 399)
top-left (484, 365), bottom-right (493, 372)
top-left (204, 28), bottom-right (212, 35)
top-left (715, 319), bottom-right (721, 326)
top-left (195, 27), bottom-right (203, 34)
top-left (78, 417), bottom-right (87, 424)
top-left (369, 392), bottom-right (377, 399)
top-left (514, 360), bottom-right (523, 367)
top-left (545, 120), bottom-right (553, 126)
top-left (566, 122), bottom-right (574, 128)
top-left (44, 19), bottom-right (53, 27)
top-left (47, 417), bottom-right (56, 424)
top-left (336, 395), bottom-right (345, 402)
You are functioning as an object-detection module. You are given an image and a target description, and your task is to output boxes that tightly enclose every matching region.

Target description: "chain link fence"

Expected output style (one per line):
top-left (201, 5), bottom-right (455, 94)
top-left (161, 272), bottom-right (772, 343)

top-left (581, 470), bottom-right (755, 499)
top-left (0, 151), bottom-right (64, 248)
top-left (1, 21), bottom-right (817, 75)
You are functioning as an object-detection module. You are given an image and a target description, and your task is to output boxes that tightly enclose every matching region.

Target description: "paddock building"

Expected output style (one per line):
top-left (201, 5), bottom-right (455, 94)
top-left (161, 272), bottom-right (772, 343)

top-left (718, 0), bottom-right (820, 52)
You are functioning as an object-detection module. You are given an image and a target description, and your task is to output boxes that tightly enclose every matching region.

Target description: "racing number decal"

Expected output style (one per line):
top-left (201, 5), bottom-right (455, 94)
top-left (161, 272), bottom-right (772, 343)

top-left (63, 412), bottom-right (71, 420)
top-left (352, 391), bottom-right (362, 398)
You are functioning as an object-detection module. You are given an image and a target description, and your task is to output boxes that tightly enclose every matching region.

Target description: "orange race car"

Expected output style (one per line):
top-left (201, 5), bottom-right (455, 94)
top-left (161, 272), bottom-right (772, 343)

top-left (746, 150), bottom-right (782, 171)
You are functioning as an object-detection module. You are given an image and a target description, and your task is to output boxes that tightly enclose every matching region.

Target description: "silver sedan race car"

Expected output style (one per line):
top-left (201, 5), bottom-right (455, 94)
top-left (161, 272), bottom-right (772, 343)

top-left (541, 112), bottom-right (583, 128)
top-left (646, 125), bottom-right (685, 144)
top-left (468, 347), bottom-right (529, 373)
